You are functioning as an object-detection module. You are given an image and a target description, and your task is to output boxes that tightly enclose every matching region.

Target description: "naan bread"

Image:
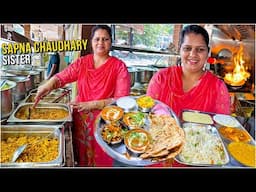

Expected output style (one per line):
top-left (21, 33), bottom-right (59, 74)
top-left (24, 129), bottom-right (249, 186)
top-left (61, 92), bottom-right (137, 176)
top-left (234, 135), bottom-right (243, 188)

top-left (140, 114), bottom-right (185, 162)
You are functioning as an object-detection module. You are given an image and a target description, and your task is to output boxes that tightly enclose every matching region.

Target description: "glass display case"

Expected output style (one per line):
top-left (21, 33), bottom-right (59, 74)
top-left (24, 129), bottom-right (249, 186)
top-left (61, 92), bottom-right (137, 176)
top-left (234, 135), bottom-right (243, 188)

top-left (110, 49), bottom-right (179, 68)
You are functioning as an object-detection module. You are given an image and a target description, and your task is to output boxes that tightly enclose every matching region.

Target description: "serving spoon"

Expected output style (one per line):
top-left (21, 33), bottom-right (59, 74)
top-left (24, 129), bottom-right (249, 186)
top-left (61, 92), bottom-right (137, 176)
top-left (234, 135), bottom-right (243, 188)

top-left (11, 131), bottom-right (55, 163)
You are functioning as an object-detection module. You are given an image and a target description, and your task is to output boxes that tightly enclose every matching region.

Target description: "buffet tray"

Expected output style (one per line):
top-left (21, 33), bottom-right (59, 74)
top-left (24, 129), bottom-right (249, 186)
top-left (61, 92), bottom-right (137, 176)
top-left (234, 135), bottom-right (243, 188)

top-left (23, 92), bottom-right (70, 104)
top-left (175, 122), bottom-right (230, 166)
top-left (180, 109), bottom-right (255, 167)
top-left (94, 96), bottom-right (181, 166)
top-left (0, 124), bottom-right (65, 167)
top-left (7, 103), bottom-right (72, 124)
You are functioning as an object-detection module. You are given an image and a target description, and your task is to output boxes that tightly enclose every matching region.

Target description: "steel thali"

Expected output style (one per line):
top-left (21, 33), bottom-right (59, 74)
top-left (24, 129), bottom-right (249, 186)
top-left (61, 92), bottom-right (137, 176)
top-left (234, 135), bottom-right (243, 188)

top-left (94, 96), bottom-right (182, 166)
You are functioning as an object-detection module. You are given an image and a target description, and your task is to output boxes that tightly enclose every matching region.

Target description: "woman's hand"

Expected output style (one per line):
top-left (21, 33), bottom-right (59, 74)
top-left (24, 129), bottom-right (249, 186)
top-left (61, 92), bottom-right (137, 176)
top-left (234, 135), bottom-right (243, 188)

top-left (33, 77), bottom-right (59, 108)
top-left (69, 101), bottom-right (96, 112)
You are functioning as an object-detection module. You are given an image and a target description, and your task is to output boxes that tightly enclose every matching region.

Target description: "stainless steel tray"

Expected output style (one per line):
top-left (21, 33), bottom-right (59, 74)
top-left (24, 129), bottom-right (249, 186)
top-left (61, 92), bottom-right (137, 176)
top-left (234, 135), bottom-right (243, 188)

top-left (178, 109), bottom-right (255, 167)
top-left (1, 124), bottom-right (65, 167)
top-left (175, 122), bottom-right (230, 167)
top-left (23, 92), bottom-right (70, 104)
top-left (212, 114), bottom-right (255, 167)
top-left (7, 103), bottom-right (72, 123)
top-left (94, 97), bottom-right (181, 166)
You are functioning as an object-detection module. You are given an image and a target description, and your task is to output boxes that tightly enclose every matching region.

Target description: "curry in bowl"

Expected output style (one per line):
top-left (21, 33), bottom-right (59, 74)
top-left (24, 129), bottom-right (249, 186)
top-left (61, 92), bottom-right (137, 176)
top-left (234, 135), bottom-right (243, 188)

top-left (101, 122), bottom-right (128, 144)
top-left (101, 105), bottom-right (124, 122)
top-left (124, 128), bottom-right (151, 154)
top-left (123, 111), bottom-right (145, 129)
top-left (228, 142), bottom-right (256, 167)
top-left (219, 126), bottom-right (251, 142)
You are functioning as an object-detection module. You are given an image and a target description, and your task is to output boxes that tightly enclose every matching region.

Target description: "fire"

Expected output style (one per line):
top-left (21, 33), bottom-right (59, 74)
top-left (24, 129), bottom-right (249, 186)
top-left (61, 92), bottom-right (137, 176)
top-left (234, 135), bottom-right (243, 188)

top-left (224, 44), bottom-right (250, 86)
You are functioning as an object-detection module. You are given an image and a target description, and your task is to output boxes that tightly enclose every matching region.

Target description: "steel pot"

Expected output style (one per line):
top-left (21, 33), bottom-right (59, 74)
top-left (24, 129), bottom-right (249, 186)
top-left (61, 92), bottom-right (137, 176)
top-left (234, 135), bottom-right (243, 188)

top-left (1, 80), bottom-right (17, 119)
top-left (32, 66), bottom-right (47, 82)
top-left (128, 67), bottom-right (137, 87)
top-left (1, 76), bottom-right (30, 102)
top-left (6, 70), bottom-right (40, 90)
top-left (134, 66), bottom-right (157, 84)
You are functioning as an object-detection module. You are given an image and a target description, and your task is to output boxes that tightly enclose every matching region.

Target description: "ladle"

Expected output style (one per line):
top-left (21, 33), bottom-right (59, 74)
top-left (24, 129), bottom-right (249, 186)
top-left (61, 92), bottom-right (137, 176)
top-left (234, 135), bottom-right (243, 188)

top-left (11, 131), bottom-right (54, 163)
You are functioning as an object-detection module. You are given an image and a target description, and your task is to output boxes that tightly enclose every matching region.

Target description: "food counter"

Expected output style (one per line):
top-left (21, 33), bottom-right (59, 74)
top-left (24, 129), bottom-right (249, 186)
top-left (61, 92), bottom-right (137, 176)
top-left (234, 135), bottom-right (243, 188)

top-left (0, 87), bottom-right (75, 167)
top-left (1, 85), bottom-right (254, 168)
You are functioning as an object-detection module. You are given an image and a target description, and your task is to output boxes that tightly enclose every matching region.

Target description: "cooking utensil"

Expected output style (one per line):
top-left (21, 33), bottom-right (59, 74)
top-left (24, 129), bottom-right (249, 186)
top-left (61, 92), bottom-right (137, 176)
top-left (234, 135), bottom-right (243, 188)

top-left (51, 89), bottom-right (70, 103)
top-left (11, 131), bottom-right (54, 163)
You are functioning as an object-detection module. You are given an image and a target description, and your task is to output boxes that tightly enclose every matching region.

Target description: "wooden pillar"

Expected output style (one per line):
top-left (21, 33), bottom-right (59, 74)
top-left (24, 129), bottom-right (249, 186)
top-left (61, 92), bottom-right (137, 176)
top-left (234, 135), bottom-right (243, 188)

top-left (24, 24), bottom-right (31, 39)
top-left (81, 25), bottom-right (94, 56)
top-left (173, 24), bottom-right (183, 51)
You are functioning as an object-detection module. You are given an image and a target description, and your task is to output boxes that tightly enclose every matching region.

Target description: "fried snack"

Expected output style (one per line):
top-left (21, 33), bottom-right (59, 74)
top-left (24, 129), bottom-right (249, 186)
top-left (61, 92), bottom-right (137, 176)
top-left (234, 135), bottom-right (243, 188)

top-left (219, 126), bottom-right (251, 142)
top-left (140, 114), bottom-right (185, 161)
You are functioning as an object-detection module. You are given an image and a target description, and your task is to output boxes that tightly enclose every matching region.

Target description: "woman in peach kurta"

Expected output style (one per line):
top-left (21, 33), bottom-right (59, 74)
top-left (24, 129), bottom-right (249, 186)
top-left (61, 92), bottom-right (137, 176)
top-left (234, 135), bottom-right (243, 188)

top-left (34, 25), bottom-right (130, 167)
top-left (147, 25), bottom-right (230, 167)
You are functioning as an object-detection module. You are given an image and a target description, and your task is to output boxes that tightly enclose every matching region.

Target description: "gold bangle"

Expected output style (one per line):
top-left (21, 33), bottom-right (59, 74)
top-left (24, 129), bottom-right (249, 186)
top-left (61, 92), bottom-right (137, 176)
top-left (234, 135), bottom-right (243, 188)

top-left (102, 100), bottom-right (105, 109)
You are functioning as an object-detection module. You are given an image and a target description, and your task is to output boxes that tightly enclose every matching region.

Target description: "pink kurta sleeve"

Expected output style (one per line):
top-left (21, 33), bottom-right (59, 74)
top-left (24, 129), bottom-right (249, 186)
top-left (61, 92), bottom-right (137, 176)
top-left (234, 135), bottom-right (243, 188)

top-left (55, 57), bottom-right (83, 86)
top-left (147, 70), bottom-right (163, 100)
top-left (215, 80), bottom-right (231, 114)
top-left (113, 62), bottom-right (131, 98)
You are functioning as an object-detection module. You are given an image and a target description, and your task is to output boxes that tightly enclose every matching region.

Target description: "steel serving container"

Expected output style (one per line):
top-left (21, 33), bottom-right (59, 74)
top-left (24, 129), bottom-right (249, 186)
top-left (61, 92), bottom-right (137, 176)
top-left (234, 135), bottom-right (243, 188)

top-left (28, 88), bottom-right (71, 101)
top-left (23, 91), bottom-right (70, 104)
top-left (175, 122), bottom-right (230, 167)
top-left (0, 124), bottom-right (65, 167)
top-left (7, 103), bottom-right (72, 124)
top-left (212, 113), bottom-right (256, 167)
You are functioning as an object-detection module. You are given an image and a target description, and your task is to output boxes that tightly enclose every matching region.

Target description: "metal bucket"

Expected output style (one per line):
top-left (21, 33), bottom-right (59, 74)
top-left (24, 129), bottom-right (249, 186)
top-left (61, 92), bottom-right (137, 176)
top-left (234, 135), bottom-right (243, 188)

top-left (32, 67), bottom-right (46, 82)
top-left (134, 66), bottom-right (156, 84)
top-left (5, 70), bottom-right (40, 90)
top-left (1, 80), bottom-right (17, 119)
top-left (1, 76), bottom-right (29, 103)
top-left (128, 67), bottom-right (137, 87)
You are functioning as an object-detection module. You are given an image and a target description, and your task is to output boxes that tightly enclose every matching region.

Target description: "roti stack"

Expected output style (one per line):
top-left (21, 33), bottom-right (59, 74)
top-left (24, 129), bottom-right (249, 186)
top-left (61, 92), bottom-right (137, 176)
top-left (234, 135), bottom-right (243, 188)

top-left (140, 114), bottom-right (185, 162)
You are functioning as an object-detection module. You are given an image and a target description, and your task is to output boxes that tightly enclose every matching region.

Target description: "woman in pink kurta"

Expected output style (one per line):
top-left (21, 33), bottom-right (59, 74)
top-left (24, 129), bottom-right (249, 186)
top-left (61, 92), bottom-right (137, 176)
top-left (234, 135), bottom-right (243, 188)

top-left (34, 25), bottom-right (130, 167)
top-left (147, 65), bottom-right (230, 118)
top-left (147, 25), bottom-right (230, 167)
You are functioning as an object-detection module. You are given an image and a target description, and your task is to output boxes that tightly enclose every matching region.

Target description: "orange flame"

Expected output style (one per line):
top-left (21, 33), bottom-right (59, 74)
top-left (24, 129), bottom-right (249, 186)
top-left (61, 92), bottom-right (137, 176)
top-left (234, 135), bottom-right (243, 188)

top-left (224, 44), bottom-right (250, 86)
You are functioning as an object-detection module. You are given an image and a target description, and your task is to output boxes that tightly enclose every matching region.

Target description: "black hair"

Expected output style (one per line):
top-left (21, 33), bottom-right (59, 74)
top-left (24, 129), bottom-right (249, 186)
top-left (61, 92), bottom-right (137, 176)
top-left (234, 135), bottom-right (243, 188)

top-left (179, 25), bottom-right (210, 52)
top-left (91, 25), bottom-right (112, 42)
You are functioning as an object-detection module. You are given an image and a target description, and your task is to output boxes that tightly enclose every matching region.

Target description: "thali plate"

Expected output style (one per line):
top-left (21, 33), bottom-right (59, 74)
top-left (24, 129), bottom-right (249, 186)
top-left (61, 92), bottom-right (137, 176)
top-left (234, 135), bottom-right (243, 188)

top-left (94, 96), bottom-right (181, 166)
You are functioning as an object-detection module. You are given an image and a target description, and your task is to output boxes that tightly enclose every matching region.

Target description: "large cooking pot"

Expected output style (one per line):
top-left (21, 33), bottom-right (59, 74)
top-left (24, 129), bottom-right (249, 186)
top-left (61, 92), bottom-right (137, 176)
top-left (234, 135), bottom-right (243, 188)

top-left (128, 67), bottom-right (137, 87)
top-left (1, 80), bottom-right (17, 119)
top-left (1, 76), bottom-right (29, 102)
top-left (134, 66), bottom-right (157, 84)
top-left (5, 70), bottom-right (40, 90)
top-left (32, 66), bottom-right (47, 82)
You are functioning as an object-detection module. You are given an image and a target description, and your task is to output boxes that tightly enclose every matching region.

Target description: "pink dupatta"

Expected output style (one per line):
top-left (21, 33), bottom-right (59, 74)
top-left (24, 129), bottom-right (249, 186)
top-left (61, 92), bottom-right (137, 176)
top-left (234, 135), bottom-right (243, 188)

top-left (55, 54), bottom-right (130, 167)
top-left (147, 66), bottom-right (230, 118)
